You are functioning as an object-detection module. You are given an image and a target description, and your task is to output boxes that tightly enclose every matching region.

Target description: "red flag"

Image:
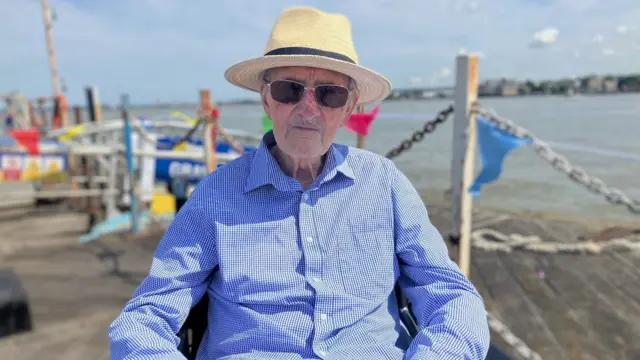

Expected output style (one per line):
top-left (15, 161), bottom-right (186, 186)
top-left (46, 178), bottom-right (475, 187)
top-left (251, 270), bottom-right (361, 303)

top-left (345, 106), bottom-right (380, 137)
top-left (10, 129), bottom-right (40, 155)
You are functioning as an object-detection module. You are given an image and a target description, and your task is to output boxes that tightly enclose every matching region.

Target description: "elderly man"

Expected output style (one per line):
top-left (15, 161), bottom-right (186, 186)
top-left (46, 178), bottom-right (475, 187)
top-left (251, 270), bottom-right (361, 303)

top-left (109, 6), bottom-right (490, 360)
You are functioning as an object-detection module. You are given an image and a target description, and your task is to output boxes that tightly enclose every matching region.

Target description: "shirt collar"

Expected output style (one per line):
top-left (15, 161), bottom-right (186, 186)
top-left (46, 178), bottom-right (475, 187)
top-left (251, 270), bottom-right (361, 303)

top-left (244, 130), bottom-right (355, 193)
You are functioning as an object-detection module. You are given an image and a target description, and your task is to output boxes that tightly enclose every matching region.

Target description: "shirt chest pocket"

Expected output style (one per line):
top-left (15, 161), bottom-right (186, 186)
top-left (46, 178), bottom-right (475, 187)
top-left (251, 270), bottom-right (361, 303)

top-left (216, 221), bottom-right (303, 303)
top-left (338, 217), bottom-right (395, 301)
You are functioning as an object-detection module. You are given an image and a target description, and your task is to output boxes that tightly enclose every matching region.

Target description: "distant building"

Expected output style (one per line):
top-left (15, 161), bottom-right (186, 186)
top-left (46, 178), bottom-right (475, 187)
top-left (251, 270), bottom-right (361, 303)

top-left (500, 79), bottom-right (519, 96)
top-left (603, 79), bottom-right (618, 93)
top-left (586, 76), bottom-right (604, 92)
top-left (479, 78), bottom-right (518, 96)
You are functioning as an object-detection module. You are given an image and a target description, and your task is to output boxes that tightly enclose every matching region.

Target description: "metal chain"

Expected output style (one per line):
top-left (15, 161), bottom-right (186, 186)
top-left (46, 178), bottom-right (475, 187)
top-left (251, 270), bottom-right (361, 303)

top-left (475, 106), bottom-right (640, 215)
top-left (385, 105), bottom-right (454, 159)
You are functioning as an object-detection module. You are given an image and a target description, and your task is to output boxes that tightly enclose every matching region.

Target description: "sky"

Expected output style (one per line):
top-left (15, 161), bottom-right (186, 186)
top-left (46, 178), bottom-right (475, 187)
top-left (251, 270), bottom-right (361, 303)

top-left (1, 0), bottom-right (639, 105)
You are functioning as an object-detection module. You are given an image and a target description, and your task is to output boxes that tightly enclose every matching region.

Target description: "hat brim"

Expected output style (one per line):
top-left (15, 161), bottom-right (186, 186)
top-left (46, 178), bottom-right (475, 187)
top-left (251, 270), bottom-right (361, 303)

top-left (224, 55), bottom-right (392, 105)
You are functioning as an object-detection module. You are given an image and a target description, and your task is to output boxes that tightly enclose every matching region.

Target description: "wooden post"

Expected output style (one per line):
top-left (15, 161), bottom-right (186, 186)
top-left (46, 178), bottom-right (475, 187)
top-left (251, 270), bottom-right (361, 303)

top-left (28, 102), bottom-right (37, 128)
top-left (67, 106), bottom-right (83, 194)
top-left (36, 98), bottom-right (48, 130)
top-left (200, 89), bottom-right (217, 173)
top-left (121, 94), bottom-right (139, 233)
top-left (450, 54), bottom-right (479, 278)
top-left (85, 87), bottom-right (102, 123)
top-left (84, 88), bottom-right (102, 227)
top-left (355, 104), bottom-right (365, 148)
top-left (73, 106), bottom-right (82, 125)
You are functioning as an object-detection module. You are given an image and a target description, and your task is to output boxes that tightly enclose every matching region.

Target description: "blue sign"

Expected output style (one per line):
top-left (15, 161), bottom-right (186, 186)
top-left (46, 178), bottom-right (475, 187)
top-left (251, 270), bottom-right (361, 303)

top-left (154, 137), bottom-right (257, 184)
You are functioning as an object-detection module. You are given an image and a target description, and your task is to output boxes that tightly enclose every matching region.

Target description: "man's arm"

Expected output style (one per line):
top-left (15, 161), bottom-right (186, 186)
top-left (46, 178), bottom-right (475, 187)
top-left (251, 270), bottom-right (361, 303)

top-left (108, 199), bottom-right (219, 359)
top-left (390, 166), bottom-right (490, 360)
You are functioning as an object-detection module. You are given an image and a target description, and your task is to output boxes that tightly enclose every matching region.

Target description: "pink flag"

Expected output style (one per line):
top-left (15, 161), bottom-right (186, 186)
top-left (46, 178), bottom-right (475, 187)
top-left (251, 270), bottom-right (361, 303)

top-left (345, 106), bottom-right (380, 137)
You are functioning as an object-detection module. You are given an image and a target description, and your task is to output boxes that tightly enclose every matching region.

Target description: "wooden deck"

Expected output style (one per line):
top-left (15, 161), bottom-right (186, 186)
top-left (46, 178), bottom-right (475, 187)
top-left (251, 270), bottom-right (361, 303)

top-left (427, 206), bottom-right (640, 360)
top-left (0, 200), bottom-right (638, 360)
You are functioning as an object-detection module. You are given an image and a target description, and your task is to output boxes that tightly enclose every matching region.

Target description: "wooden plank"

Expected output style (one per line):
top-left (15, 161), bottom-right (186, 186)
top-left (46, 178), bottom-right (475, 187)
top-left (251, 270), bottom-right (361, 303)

top-left (543, 254), bottom-right (633, 360)
top-left (612, 251), bottom-right (640, 277)
top-left (496, 252), bottom-right (572, 360)
top-left (472, 250), bottom-right (565, 359)
top-left (586, 253), bottom-right (640, 313)
top-left (551, 254), bottom-right (640, 357)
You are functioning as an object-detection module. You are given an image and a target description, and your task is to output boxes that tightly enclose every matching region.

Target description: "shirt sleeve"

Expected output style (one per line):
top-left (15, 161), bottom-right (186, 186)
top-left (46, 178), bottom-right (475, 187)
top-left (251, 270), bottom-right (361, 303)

top-left (108, 199), bottom-right (219, 359)
top-left (390, 166), bottom-right (490, 360)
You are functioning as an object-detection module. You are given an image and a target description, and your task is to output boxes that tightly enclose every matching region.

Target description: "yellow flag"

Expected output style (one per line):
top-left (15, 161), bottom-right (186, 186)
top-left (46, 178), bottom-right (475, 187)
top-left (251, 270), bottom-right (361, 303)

top-left (58, 124), bottom-right (85, 143)
top-left (171, 112), bottom-right (198, 126)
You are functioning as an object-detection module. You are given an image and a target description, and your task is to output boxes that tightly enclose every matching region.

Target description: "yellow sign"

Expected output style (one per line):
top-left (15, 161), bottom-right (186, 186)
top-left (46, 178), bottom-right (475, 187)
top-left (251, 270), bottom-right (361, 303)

top-left (151, 194), bottom-right (176, 215)
top-left (0, 154), bottom-right (68, 183)
top-left (22, 156), bottom-right (42, 181)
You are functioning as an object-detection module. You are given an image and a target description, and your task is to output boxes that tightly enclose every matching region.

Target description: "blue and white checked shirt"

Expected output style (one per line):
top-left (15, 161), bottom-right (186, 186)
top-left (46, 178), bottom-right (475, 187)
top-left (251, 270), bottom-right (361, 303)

top-left (109, 131), bottom-right (490, 359)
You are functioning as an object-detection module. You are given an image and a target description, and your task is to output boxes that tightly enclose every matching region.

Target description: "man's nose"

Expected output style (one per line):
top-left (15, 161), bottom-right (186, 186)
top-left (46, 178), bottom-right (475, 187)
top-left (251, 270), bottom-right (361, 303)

top-left (298, 89), bottom-right (321, 117)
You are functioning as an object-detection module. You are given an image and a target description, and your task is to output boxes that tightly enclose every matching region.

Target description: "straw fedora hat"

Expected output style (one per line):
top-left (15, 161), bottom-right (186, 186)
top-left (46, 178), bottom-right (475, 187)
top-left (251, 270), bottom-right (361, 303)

top-left (224, 6), bottom-right (392, 105)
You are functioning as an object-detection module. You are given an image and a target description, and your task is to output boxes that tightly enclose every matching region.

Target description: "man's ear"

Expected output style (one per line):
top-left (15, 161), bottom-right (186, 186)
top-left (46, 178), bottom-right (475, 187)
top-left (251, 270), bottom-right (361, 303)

top-left (261, 88), bottom-right (272, 116)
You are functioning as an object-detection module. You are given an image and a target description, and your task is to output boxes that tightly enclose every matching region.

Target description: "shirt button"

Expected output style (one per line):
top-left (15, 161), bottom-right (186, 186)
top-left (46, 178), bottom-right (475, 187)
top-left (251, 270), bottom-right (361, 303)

top-left (302, 193), bottom-right (309, 201)
top-left (317, 350), bottom-right (327, 357)
top-left (313, 277), bottom-right (321, 283)
top-left (320, 313), bottom-right (327, 320)
top-left (306, 236), bottom-right (313, 243)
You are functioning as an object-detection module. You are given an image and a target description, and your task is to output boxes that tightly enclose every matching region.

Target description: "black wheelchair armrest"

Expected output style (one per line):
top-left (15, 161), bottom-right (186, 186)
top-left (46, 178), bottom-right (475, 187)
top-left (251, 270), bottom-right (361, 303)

top-left (395, 283), bottom-right (419, 338)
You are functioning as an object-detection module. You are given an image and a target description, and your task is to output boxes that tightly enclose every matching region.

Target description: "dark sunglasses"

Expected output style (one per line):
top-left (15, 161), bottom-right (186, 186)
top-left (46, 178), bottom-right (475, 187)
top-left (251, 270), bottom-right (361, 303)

top-left (267, 80), bottom-right (350, 108)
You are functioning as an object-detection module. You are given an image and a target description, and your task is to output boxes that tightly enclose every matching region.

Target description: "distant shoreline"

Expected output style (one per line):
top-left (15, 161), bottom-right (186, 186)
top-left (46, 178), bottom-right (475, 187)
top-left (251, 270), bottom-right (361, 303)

top-left (84, 90), bottom-right (640, 110)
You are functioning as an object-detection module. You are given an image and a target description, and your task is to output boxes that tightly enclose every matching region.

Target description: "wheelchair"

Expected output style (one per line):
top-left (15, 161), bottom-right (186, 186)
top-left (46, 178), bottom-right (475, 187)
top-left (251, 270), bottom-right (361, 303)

top-left (176, 283), bottom-right (511, 359)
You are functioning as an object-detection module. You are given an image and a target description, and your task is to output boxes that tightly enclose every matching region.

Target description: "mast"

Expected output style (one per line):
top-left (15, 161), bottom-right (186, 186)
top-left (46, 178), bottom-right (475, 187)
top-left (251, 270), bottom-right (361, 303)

top-left (41, 0), bottom-right (61, 97)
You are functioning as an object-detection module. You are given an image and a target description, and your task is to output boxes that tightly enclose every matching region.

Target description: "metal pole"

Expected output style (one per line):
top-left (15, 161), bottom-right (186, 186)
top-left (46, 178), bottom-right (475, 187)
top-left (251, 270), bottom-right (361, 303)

top-left (41, 0), bottom-right (61, 97)
top-left (121, 94), bottom-right (139, 233)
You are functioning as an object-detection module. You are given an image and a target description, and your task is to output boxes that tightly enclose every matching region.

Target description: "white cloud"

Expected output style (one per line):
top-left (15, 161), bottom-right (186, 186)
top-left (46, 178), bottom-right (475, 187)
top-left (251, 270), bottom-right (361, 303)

top-left (592, 34), bottom-right (604, 43)
top-left (602, 48), bottom-right (616, 56)
top-left (616, 25), bottom-right (629, 35)
top-left (530, 27), bottom-right (559, 48)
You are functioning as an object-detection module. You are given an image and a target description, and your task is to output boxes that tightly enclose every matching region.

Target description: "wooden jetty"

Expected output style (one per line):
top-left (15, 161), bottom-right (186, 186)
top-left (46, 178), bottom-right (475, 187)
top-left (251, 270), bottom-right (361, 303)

top-left (0, 195), bottom-right (638, 360)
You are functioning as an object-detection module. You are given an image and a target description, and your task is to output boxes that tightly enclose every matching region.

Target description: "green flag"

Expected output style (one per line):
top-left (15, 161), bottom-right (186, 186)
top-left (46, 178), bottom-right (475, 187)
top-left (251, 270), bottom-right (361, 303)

top-left (262, 113), bottom-right (273, 134)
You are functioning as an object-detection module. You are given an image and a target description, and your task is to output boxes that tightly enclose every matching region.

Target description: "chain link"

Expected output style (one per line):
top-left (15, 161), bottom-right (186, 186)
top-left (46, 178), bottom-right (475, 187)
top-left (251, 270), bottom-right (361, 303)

top-left (385, 105), bottom-right (454, 159)
top-left (475, 106), bottom-right (640, 215)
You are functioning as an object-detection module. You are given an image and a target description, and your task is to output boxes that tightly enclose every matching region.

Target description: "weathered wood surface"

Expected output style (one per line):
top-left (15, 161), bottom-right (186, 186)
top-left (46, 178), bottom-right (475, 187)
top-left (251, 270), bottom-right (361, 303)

top-left (428, 205), bottom-right (640, 360)
top-left (0, 200), bottom-right (638, 360)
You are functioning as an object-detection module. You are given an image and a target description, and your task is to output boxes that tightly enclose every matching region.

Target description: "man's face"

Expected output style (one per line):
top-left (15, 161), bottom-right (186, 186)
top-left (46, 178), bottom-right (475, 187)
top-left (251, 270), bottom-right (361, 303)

top-left (262, 66), bottom-right (357, 160)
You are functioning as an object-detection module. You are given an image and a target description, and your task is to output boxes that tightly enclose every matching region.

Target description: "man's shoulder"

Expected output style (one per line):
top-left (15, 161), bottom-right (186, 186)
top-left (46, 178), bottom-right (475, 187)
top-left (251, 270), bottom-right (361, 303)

top-left (335, 143), bottom-right (397, 175)
top-left (189, 151), bottom-right (255, 197)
